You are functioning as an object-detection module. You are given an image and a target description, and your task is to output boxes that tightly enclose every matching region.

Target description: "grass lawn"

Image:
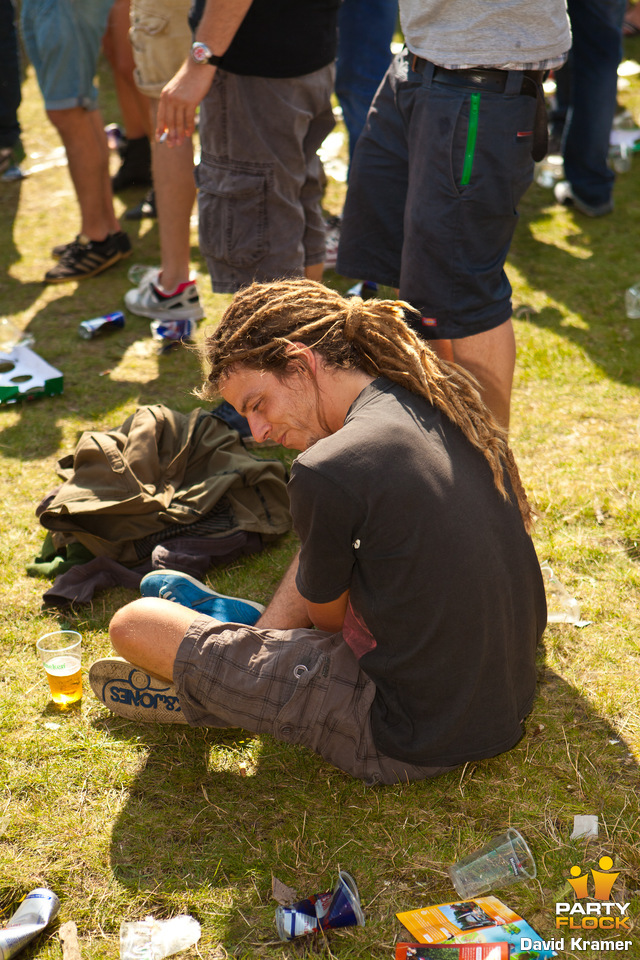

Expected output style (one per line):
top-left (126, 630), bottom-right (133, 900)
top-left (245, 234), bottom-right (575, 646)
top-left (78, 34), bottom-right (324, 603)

top-left (2, 41), bottom-right (640, 960)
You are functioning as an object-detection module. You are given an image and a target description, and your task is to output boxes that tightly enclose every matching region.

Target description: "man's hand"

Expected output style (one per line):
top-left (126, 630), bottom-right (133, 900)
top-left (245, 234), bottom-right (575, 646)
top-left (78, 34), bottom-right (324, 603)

top-left (156, 59), bottom-right (216, 148)
top-left (156, 0), bottom-right (254, 148)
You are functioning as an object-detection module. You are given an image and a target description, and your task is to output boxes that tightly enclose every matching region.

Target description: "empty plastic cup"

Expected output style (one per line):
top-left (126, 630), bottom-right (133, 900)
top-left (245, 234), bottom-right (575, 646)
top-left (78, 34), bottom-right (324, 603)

top-left (447, 829), bottom-right (537, 898)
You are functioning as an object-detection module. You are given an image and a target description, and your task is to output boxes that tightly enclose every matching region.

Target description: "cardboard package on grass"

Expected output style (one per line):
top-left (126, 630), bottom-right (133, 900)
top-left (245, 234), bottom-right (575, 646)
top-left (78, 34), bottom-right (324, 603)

top-left (397, 896), bottom-right (555, 960)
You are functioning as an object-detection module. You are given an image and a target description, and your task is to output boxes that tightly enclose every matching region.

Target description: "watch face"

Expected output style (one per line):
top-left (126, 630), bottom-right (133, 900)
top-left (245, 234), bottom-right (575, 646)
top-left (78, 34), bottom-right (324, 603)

top-left (192, 42), bottom-right (210, 63)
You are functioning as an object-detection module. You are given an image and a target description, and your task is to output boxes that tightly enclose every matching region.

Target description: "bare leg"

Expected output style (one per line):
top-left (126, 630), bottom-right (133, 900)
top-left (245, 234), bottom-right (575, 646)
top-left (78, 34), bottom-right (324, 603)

top-left (90, 109), bottom-right (122, 233)
top-left (47, 106), bottom-right (120, 239)
top-left (431, 320), bottom-right (515, 430)
top-left (110, 597), bottom-right (204, 681)
top-left (429, 338), bottom-right (455, 363)
top-left (448, 319), bottom-right (515, 430)
top-left (109, 548), bottom-right (313, 683)
top-left (257, 551), bottom-right (313, 629)
top-left (102, 0), bottom-right (151, 140)
top-left (624, 1), bottom-right (640, 32)
top-left (305, 263), bottom-right (324, 282)
top-left (149, 99), bottom-right (195, 290)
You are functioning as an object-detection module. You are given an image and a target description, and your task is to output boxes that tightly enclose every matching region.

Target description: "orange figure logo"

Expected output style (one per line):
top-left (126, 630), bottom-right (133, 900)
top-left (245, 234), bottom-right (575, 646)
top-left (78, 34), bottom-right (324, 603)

top-left (568, 856), bottom-right (620, 900)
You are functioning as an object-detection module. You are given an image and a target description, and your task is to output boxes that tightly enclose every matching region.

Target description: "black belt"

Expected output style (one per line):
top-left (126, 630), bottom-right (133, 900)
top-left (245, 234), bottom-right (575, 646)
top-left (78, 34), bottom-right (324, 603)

top-left (410, 56), bottom-right (548, 161)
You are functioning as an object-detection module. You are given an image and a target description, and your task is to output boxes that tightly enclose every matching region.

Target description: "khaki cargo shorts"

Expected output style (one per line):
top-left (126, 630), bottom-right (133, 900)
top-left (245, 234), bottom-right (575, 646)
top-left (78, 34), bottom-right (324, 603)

top-left (129, 0), bottom-right (192, 97)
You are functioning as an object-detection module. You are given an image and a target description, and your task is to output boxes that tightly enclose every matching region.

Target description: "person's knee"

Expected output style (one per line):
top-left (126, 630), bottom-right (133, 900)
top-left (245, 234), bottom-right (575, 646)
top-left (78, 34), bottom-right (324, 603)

top-left (46, 106), bottom-right (85, 135)
top-left (109, 597), bottom-right (159, 656)
top-left (109, 601), bottom-right (136, 656)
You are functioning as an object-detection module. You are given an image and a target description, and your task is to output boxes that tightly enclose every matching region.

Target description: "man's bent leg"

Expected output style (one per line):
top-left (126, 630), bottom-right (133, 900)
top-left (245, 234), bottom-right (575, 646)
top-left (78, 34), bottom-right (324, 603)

top-left (109, 596), bottom-right (202, 681)
top-left (304, 263), bottom-right (324, 282)
top-left (100, 602), bottom-right (457, 783)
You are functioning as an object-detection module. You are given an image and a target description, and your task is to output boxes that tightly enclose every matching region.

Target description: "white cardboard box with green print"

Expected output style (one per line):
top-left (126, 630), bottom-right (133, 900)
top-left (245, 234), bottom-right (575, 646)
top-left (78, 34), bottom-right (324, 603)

top-left (0, 343), bottom-right (63, 403)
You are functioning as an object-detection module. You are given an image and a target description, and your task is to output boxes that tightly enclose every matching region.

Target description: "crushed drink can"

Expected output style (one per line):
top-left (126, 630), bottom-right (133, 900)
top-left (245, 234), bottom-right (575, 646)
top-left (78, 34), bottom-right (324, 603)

top-left (0, 888), bottom-right (60, 960)
top-left (150, 319), bottom-right (195, 343)
top-left (78, 312), bottom-right (125, 339)
top-left (276, 896), bottom-right (320, 939)
top-left (275, 871), bottom-right (365, 941)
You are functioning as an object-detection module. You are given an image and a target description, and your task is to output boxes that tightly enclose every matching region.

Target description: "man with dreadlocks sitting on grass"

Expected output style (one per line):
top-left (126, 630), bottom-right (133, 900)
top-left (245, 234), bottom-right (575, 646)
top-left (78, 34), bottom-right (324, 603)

top-left (90, 279), bottom-right (546, 785)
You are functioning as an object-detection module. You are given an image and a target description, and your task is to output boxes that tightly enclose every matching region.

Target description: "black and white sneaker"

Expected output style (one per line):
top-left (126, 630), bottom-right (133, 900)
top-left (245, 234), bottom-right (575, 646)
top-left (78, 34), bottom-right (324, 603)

top-left (45, 232), bottom-right (131, 282)
top-left (51, 230), bottom-right (131, 261)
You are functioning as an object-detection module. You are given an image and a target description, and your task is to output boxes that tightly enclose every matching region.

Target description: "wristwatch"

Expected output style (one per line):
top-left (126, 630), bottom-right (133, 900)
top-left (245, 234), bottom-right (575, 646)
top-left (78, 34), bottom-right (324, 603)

top-left (190, 41), bottom-right (223, 66)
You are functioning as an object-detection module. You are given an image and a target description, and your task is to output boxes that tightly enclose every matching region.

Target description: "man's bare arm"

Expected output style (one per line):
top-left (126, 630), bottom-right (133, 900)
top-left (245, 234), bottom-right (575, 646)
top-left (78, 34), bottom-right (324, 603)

top-left (306, 590), bottom-right (349, 634)
top-left (256, 551), bottom-right (349, 634)
top-left (156, 0), bottom-right (253, 147)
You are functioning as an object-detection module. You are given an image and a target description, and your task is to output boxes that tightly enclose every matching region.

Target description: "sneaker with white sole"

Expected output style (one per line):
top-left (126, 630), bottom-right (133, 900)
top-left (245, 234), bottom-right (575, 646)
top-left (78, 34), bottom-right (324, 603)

top-left (124, 276), bottom-right (205, 321)
top-left (89, 657), bottom-right (187, 723)
top-left (553, 180), bottom-right (614, 218)
top-left (140, 570), bottom-right (265, 624)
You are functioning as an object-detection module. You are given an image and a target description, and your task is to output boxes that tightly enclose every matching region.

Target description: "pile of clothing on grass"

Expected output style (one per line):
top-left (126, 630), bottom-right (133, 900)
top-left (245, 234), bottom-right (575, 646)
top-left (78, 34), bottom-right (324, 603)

top-left (28, 404), bottom-right (292, 606)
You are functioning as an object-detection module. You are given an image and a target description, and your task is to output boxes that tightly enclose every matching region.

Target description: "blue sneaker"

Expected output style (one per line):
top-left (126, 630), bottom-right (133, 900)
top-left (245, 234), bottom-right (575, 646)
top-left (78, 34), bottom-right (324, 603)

top-left (140, 570), bottom-right (265, 625)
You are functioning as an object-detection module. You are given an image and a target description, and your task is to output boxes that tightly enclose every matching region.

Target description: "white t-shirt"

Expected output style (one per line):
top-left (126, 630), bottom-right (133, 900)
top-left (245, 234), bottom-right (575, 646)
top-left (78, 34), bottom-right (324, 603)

top-left (399, 0), bottom-right (571, 70)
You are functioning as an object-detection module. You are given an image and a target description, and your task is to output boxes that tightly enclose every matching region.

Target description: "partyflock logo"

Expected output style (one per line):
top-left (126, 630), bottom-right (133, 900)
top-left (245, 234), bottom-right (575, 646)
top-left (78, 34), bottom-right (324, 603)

top-left (555, 856), bottom-right (632, 942)
top-left (522, 857), bottom-right (633, 954)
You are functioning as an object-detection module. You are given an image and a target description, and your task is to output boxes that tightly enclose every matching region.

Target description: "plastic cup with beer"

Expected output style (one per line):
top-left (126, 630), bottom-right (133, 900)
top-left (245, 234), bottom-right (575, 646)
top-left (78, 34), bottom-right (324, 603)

top-left (447, 828), bottom-right (537, 899)
top-left (36, 631), bottom-right (82, 706)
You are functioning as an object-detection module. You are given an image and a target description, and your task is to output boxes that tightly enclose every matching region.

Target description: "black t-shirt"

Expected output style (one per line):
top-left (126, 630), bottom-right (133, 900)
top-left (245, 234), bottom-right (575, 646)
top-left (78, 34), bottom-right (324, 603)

top-left (290, 378), bottom-right (547, 767)
top-left (189, 0), bottom-right (340, 78)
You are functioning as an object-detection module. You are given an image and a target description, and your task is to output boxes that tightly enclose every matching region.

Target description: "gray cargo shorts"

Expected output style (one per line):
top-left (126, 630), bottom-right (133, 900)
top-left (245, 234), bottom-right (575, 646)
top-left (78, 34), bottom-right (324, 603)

top-left (173, 614), bottom-right (454, 785)
top-left (195, 65), bottom-right (335, 293)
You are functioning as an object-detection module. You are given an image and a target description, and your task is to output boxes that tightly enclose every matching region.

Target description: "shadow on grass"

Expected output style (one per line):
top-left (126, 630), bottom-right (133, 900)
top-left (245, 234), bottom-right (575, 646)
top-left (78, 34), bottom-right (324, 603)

top-left (0, 285), bottom-right (202, 460)
top-left (99, 660), bottom-right (640, 953)
top-left (511, 183), bottom-right (640, 391)
top-left (0, 177), bottom-right (44, 318)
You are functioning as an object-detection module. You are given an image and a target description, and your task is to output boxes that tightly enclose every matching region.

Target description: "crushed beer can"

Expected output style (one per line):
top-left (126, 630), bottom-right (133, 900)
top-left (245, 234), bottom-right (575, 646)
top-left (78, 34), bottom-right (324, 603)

top-left (150, 319), bottom-right (195, 352)
top-left (78, 312), bottom-right (125, 339)
top-left (0, 888), bottom-right (60, 960)
top-left (275, 870), bottom-right (365, 941)
top-left (150, 319), bottom-right (195, 342)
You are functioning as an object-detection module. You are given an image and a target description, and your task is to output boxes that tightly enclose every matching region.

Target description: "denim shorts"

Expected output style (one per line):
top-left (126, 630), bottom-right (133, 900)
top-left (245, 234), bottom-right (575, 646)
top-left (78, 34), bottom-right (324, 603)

top-left (173, 614), bottom-right (454, 785)
top-left (337, 50), bottom-right (538, 339)
top-left (129, 0), bottom-right (192, 98)
top-left (21, 0), bottom-right (115, 110)
top-left (194, 65), bottom-right (335, 293)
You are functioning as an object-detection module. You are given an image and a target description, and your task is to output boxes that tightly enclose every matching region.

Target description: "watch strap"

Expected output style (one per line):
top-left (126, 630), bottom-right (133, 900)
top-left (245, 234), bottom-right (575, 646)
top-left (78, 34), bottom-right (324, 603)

top-left (205, 51), bottom-right (223, 66)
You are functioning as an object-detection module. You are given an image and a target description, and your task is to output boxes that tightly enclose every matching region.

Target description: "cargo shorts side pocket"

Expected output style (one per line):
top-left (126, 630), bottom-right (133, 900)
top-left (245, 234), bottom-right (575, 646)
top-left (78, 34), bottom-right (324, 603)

top-left (272, 647), bottom-right (331, 747)
top-left (129, 6), bottom-right (170, 52)
top-left (195, 160), bottom-right (270, 268)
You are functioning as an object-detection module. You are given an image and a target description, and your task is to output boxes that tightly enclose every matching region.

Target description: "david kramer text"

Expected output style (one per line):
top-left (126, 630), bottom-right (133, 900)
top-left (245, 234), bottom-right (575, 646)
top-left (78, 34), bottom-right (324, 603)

top-left (521, 938), bottom-right (633, 952)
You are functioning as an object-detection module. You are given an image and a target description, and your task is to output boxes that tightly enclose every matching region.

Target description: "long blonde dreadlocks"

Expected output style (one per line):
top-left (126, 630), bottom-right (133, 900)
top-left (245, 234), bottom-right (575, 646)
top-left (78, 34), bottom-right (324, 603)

top-left (199, 278), bottom-right (533, 532)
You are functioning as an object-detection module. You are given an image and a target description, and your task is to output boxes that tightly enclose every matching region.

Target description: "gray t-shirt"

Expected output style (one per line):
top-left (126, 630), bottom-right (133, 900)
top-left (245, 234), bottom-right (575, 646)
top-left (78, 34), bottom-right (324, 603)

top-left (290, 378), bottom-right (546, 766)
top-left (399, 0), bottom-right (571, 70)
